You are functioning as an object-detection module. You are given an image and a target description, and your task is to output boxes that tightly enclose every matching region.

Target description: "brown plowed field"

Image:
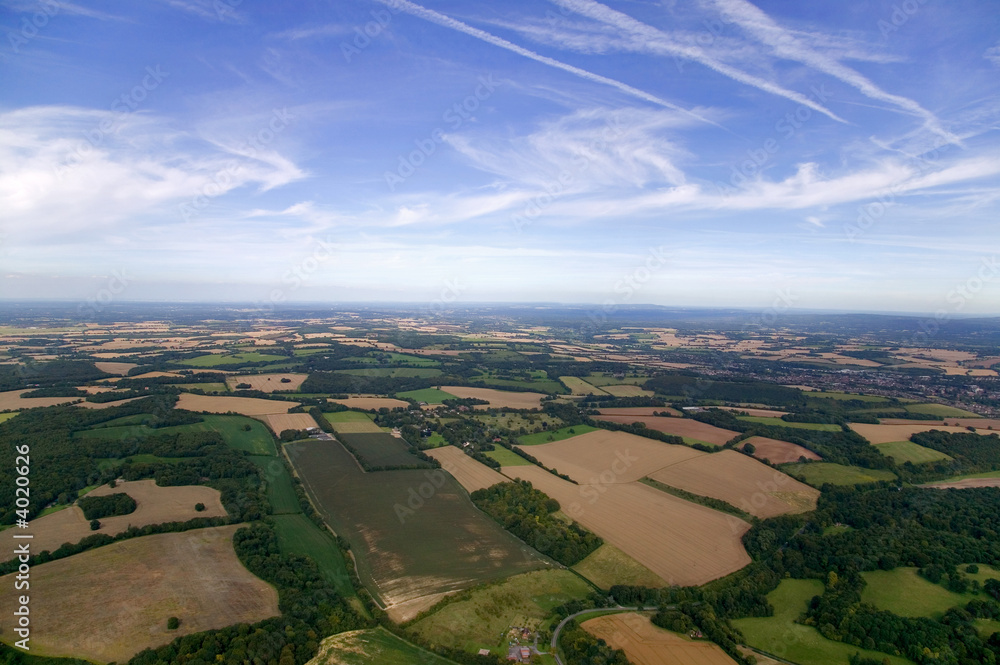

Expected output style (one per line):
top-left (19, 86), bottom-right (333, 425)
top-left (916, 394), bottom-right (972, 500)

top-left (596, 416), bottom-right (739, 446)
top-left (648, 451), bottom-right (819, 518)
top-left (582, 612), bottom-right (738, 665)
top-left (440, 386), bottom-right (546, 410)
top-left (426, 446), bottom-right (508, 492)
top-left (328, 396), bottom-right (411, 410)
top-left (739, 436), bottom-right (822, 464)
top-left (501, 465), bottom-right (750, 587)
top-left (225, 373), bottom-right (307, 392)
top-left (850, 423), bottom-right (997, 444)
top-left (176, 392), bottom-right (298, 415)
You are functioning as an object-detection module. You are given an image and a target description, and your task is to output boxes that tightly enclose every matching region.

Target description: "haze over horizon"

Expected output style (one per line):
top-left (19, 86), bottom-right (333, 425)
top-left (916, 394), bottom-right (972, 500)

top-left (2, 0), bottom-right (999, 314)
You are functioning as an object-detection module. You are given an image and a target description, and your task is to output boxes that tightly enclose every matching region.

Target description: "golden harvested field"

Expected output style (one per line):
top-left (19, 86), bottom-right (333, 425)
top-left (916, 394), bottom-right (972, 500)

top-left (602, 384), bottom-right (654, 397)
top-left (561, 376), bottom-right (609, 395)
top-left (225, 373), bottom-right (308, 392)
top-left (943, 367), bottom-right (998, 376)
top-left (598, 406), bottom-right (683, 417)
top-left (265, 412), bottom-right (320, 434)
top-left (849, 423), bottom-right (997, 444)
top-left (880, 418), bottom-right (1000, 429)
top-left (176, 392), bottom-right (298, 415)
top-left (0, 526), bottom-right (278, 663)
top-left (328, 396), bottom-right (411, 410)
top-left (502, 464), bottom-right (750, 587)
top-left (596, 415), bottom-right (739, 446)
top-left (582, 613), bottom-right (738, 665)
top-left (75, 396), bottom-right (145, 409)
top-left (94, 361), bottom-right (138, 375)
top-left (649, 450), bottom-right (820, 519)
top-left (923, 478), bottom-right (1000, 489)
top-left (440, 386), bottom-right (546, 409)
top-left (0, 389), bottom-right (79, 410)
top-left (740, 436), bottom-right (821, 464)
top-left (426, 446), bottom-right (508, 492)
top-left (4, 480), bottom-right (227, 558)
top-left (517, 430), bottom-right (704, 484)
top-left (716, 406), bottom-right (789, 417)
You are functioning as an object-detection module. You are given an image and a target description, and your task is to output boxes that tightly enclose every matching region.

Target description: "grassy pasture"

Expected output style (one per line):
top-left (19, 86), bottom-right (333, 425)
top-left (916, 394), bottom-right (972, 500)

top-left (560, 376), bottom-right (608, 395)
top-left (485, 447), bottom-right (532, 466)
top-left (572, 543), bottom-right (666, 589)
top-left (308, 627), bottom-right (458, 665)
top-left (809, 391), bottom-right (891, 402)
top-left (336, 432), bottom-right (431, 468)
top-left (782, 462), bottom-right (897, 486)
top-left (585, 373), bottom-right (649, 387)
top-left (737, 416), bottom-right (842, 431)
top-left (286, 440), bottom-right (547, 616)
top-left (904, 403), bottom-right (982, 418)
top-left (249, 455), bottom-right (301, 515)
top-left (860, 567), bottom-right (977, 618)
top-left (346, 353), bottom-right (440, 366)
top-left (875, 440), bottom-right (952, 465)
top-left (337, 367), bottom-right (443, 378)
top-left (517, 424), bottom-right (599, 446)
top-left (179, 352), bottom-right (287, 367)
top-left (175, 382), bottom-right (229, 392)
top-left (396, 387), bottom-right (457, 404)
top-left (408, 570), bottom-right (591, 654)
top-left (79, 414), bottom-right (277, 456)
top-left (733, 579), bottom-right (913, 665)
top-left (0, 412), bottom-right (20, 423)
top-left (271, 513), bottom-right (355, 599)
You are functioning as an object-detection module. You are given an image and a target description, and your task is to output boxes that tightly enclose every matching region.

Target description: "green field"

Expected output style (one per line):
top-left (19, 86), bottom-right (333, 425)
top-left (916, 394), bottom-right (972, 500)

top-left (409, 570), bottom-right (592, 653)
top-left (0, 412), bottom-right (19, 423)
top-left (738, 416), bottom-right (842, 431)
top-left (904, 403), bottom-right (982, 418)
top-left (924, 470), bottom-right (1000, 485)
top-left (172, 414), bottom-right (277, 455)
top-left (782, 462), bottom-right (897, 486)
top-left (422, 432), bottom-right (448, 448)
top-left (311, 627), bottom-right (459, 665)
top-left (292, 347), bottom-right (334, 356)
top-left (485, 447), bottom-right (533, 467)
top-left (875, 440), bottom-right (952, 465)
top-left (584, 373), bottom-right (649, 387)
top-left (337, 432), bottom-right (431, 469)
top-left (178, 352), bottom-right (287, 367)
top-left (517, 424), bottom-right (599, 446)
top-left (173, 382), bottom-right (229, 392)
top-left (810, 391), bottom-right (891, 403)
top-left (733, 579), bottom-right (914, 665)
top-left (324, 411), bottom-right (376, 423)
top-left (396, 388), bottom-right (457, 404)
top-left (249, 455), bottom-right (301, 515)
top-left (337, 367), bottom-right (443, 378)
top-left (860, 568), bottom-right (978, 618)
top-left (271, 513), bottom-right (355, 599)
top-left (345, 353), bottom-right (440, 366)
top-left (286, 440), bottom-right (547, 607)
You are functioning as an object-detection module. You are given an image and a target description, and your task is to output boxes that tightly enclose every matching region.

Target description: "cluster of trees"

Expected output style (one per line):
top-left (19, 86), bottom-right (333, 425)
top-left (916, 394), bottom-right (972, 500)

top-left (558, 620), bottom-right (629, 665)
top-left (78, 492), bottom-right (137, 520)
top-left (645, 375), bottom-right (806, 407)
top-left (470, 480), bottom-right (601, 566)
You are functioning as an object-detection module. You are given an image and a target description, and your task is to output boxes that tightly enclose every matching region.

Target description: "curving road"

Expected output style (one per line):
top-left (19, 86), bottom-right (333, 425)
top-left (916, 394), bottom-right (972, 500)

top-left (547, 605), bottom-right (663, 665)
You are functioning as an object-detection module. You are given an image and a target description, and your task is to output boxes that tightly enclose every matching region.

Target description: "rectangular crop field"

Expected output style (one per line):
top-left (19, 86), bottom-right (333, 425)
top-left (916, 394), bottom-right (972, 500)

top-left (597, 406), bottom-right (682, 417)
top-left (875, 440), bottom-right (952, 465)
top-left (904, 403), bottom-right (982, 418)
top-left (601, 384), bottom-right (654, 397)
top-left (396, 387), bottom-right (457, 404)
top-left (336, 432), bottom-right (430, 469)
top-left (518, 424), bottom-right (599, 446)
top-left (595, 415), bottom-right (739, 446)
top-left (441, 386), bottom-right (547, 409)
top-left (647, 450), bottom-right (820, 518)
top-left (560, 376), bottom-right (608, 395)
top-left (739, 436), bottom-right (821, 464)
top-left (485, 447), bottom-right (533, 467)
top-left (849, 422), bottom-right (994, 444)
top-left (250, 455), bottom-right (301, 515)
top-left (582, 612), bottom-right (738, 665)
top-left (287, 440), bottom-right (547, 618)
top-left (502, 464), bottom-right (750, 587)
top-left (176, 392), bottom-right (298, 415)
top-left (809, 391), bottom-right (891, 402)
top-left (781, 462), bottom-right (897, 486)
top-left (324, 411), bottom-right (383, 433)
top-left (737, 416), bottom-right (842, 431)
top-left (426, 446), bottom-right (508, 492)
top-left (328, 396), bottom-right (411, 410)
top-left (265, 412), bottom-right (319, 435)
top-left (572, 543), bottom-right (666, 589)
top-left (0, 525), bottom-right (279, 664)
top-left (179, 352), bottom-right (287, 367)
top-left (225, 372), bottom-right (308, 392)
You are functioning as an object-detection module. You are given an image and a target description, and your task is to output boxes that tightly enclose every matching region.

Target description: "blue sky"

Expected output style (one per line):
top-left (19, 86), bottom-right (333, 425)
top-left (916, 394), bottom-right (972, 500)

top-left (1, 0), bottom-right (999, 314)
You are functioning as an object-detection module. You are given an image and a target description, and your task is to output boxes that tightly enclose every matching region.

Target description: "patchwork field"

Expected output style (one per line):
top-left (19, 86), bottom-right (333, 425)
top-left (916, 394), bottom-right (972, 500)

top-left (410, 569), bottom-right (591, 654)
top-left (0, 526), bottom-right (279, 663)
top-left (226, 372), bottom-right (307, 392)
top-left (781, 462), bottom-right (897, 486)
top-left (874, 440), bottom-right (952, 465)
top-left (572, 543), bottom-right (667, 589)
top-left (594, 415), bottom-right (739, 446)
top-left (648, 450), bottom-right (820, 518)
top-left (441, 386), bottom-right (546, 410)
top-left (502, 464), bottom-right (751, 587)
top-left (582, 612), bottom-right (737, 665)
top-left (426, 446), bottom-right (508, 492)
top-left (328, 396), bottom-right (411, 410)
top-left (5, 479), bottom-right (227, 558)
top-left (287, 440), bottom-right (548, 619)
top-left (560, 376), bottom-right (608, 395)
top-left (597, 406), bottom-right (683, 417)
top-left (308, 627), bottom-right (461, 665)
top-left (176, 392), bottom-right (299, 415)
top-left (849, 422), bottom-right (994, 444)
top-left (324, 411), bottom-right (383, 433)
top-left (739, 436), bottom-right (821, 464)
top-left (265, 412), bottom-right (320, 435)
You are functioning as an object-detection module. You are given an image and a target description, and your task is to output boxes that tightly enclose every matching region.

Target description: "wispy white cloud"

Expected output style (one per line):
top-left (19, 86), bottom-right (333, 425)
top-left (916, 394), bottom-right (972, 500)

top-left (985, 44), bottom-right (1000, 68)
top-left (271, 24), bottom-right (348, 41)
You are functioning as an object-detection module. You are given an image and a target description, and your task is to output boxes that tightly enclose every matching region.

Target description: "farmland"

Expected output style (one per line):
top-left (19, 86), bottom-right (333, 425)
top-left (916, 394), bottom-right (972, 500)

top-left (732, 579), bottom-right (913, 665)
top-left (485, 446), bottom-right (533, 466)
top-left (849, 422), bottom-right (992, 444)
top-left (179, 352), bottom-right (287, 367)
top-left (176, 392), bottom-right (299, 415)
top-left (594, 415), bottom-right (739, 446)
top-left (4, 479), bottom-right (227, 558)
top-left (517, 424), bottom-right (599, 445)
top-left (426, 446), bottom-right (508, 492)
top-left (0, 526), bottom-right (279, 663)
top-left (272, 513), bottom-right (356, 598)
top-left (265, 412), bottom-right (320, 435)
top-left (904, 403), bottom-right (982, 418)
top-left (601, 384), bottom-right (654, 397)
top-left (308, 627), bottom-right (459, 665)
top-left (648, 450), bottom-right (820, 518)
top-left (0, 388), bottom-right (79, 410)
top-left (328, 396), bottom-right (411, 410)
top-left (875, 440), bottom-right (953, 465)
top-left (582, 612), bottom-right (738, 665)
top-left (287, 440), bottom-right (548, 619)
top-left (572, 543), bottom-right (666, 589)
top-left (337, 367), bottom-right (443, 378)
top-left (396, 387), bottom-right (457, 404)
top-left (441, 386), bottom-right (546, 409)
top-left (781, 462), bottom-right (897, 486)
top-left (860, 568), bottom-right (977, 618)
top-left (225, 372), bottom-right (308, 392)
top-left (502, 464), bottom-right (751, 587)
top-left (597, 406), bottom-right (683, 417)
top-left (324, 410), bottom-right (383, 433)
top-left (0, 412), bottom-right (18, 423)
top-left (337, 431), bottom-right (431, 469)
top-left (737, 416), bottom-right (842, 431)
top-left (408, 569), bottom-right (592, 653)
top-left (560, 376), bottom-right (608, 395)
top-left (739, 436), bottom-right (821, 464)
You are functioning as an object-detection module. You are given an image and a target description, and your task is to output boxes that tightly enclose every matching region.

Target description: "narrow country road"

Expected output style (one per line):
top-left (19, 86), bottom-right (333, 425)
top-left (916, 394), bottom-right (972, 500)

top-left (547, 605), bottom-right (662, 665)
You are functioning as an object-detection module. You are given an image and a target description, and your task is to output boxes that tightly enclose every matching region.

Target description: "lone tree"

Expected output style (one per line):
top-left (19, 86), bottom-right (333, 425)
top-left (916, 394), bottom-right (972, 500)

top-left (742, 443), bottom-right (756, 456)
top-left (89, 519), bottom-right (100, 531)
top-left (195, 503), bottom-right (206, 512)
top-left (167, 617), bottom-right (180, 630)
